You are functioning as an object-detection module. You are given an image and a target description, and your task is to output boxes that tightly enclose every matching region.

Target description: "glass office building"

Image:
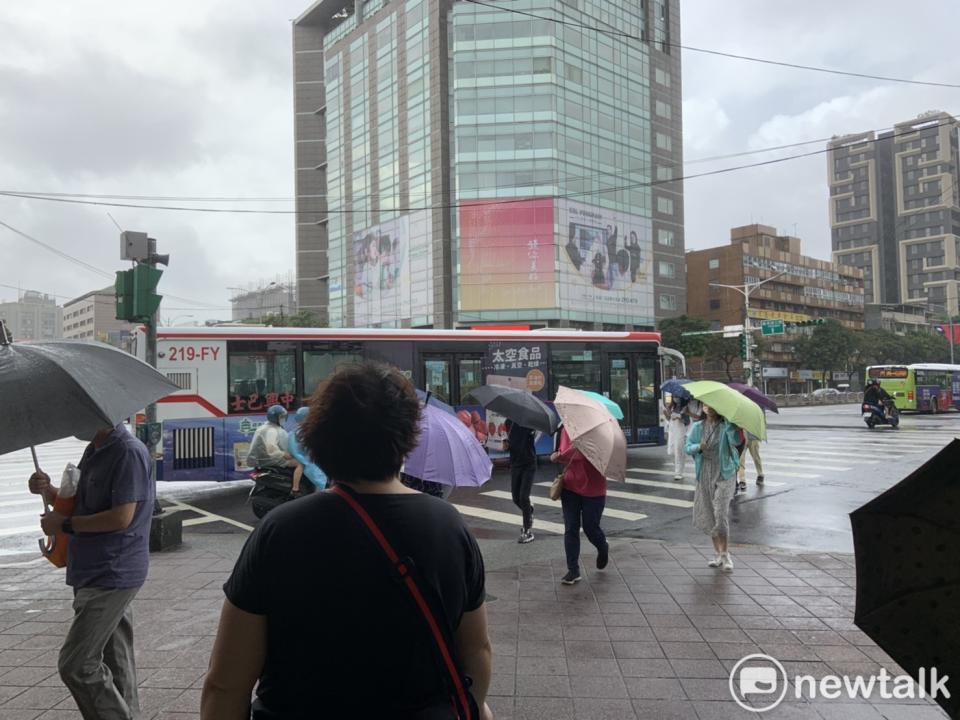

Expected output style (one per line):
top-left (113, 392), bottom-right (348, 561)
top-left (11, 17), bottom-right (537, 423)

top-left (294, 0), bottom-right (684, 329)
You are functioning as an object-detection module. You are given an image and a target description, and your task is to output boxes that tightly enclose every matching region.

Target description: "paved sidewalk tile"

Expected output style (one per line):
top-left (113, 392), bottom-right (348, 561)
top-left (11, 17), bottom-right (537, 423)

top-left (0, 535), bottom-right (950, 718)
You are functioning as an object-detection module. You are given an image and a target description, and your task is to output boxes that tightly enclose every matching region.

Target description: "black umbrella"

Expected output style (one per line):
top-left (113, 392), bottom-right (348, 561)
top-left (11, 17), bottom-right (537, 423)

top-left (464, 384), bottom-right (559, 434)
top-left (850, 439), bottom-right (960, 718)
top-left (0, 338), bottom-right (178, 456)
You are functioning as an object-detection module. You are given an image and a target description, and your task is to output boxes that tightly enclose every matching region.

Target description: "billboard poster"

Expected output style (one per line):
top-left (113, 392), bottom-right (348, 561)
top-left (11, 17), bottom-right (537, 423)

top-left (458, 198), bottom-right (555, 312)
top-left (557, 199), bottom-right (654, 320)
top-left (469, 340), bottom-right (553, 454)
top-left (353, 211), bottom-right (433, 325)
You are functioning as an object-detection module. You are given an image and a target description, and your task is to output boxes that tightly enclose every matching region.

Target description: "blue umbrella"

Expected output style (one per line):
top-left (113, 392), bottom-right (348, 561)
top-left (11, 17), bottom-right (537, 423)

top-left (415, 388), bottom-right (456, 415)
top-left (576, 390), bottom-right (625, 420)
top-left (661, 378), bottom-right (692, 401)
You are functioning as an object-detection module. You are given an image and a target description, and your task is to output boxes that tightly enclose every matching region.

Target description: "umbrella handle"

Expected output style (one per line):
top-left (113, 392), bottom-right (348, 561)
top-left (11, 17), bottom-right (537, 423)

top-left (31, 446), bottom-right (57, 556)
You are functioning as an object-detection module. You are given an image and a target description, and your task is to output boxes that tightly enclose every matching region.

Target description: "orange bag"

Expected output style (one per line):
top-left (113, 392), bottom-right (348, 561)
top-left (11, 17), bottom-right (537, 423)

top-left (40, 464), bottom-right (80, 568)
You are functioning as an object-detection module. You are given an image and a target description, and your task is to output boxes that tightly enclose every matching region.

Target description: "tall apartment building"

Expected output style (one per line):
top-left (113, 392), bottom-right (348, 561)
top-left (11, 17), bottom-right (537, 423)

top-left (686, 225), bottom-right (865, 382)
top-left (828, 111), bottom-right (960, 317)
top-left (62, 286), bottom-right (137, 348)
top-left (293, 0), bottom-right (684, 329)
top-left (0, 290), bottom-right (62, 341)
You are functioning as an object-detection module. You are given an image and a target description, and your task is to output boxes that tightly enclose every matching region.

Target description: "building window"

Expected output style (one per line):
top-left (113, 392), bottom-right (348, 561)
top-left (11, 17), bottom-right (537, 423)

top-left (659, 294), bottom-right (677, 311)
top-left (657, 229), bottom-right (675, 246)
top-left (657, 197), bottom-right (673, 215)
top-left (654, 67), bottom-right (670, 87)
top-left (655, 132), bottom-right (672, 151)
top-left (708, 258), bottom-right (720, 270)
top-left (658, 261), bottom-right (676, 278)
top-left (654, 100), bottom-right (671, 119)
top-left (656, 166), bottom-right (673, 181)
top-left (709, 299), bottom-right (721, 310)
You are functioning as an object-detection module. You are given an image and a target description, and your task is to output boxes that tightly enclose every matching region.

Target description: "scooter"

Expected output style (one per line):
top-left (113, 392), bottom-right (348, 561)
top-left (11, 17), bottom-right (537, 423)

top-left (248, 467), bottom-right (315, 519)
top-left (862, 398), bottom-right (900, 429)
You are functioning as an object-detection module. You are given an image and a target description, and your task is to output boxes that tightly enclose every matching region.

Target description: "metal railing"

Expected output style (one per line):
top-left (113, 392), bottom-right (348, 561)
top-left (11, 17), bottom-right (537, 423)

top-left (770, 392), bottom-right (864, 407)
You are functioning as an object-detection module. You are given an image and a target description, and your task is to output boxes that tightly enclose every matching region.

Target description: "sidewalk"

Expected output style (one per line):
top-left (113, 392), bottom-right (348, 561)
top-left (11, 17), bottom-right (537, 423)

top-left (0, 533), bottom-right (947, 719)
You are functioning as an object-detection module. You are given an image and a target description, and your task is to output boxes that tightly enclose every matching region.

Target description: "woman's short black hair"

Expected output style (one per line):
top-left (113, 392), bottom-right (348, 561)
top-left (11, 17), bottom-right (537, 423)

top-left (299, 361), bottom-right (421, 483)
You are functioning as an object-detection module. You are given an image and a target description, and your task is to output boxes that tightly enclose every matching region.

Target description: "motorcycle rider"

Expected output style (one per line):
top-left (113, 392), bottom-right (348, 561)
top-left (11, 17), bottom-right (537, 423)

top-left (863, 380), bottom-right (894, 418)
top-left (246, 405), bottom-right (296, 476)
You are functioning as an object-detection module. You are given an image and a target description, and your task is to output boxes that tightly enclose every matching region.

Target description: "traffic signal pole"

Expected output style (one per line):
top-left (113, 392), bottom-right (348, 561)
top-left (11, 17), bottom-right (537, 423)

top-left (710, 271), bottom-right (787, 387)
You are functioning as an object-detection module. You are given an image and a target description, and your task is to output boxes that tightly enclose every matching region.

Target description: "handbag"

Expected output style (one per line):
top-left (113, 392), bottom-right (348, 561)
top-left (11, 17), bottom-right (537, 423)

top-left (549, 473), bottom-right (564, 501)
top-left (331, 485), bottom-right (480, 720)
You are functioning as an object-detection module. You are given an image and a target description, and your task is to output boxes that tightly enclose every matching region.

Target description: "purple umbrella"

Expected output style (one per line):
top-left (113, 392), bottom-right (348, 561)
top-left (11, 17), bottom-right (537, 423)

top-left (402, 403), bottom-right (493, 487)
top-left (727, 382), bottom-right (779, 414)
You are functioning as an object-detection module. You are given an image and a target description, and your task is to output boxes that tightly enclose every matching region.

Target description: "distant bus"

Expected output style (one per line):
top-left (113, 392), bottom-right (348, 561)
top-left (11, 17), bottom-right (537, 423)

top-left (141, 326), bottom-right (685, 482)
top-left (866, 363), bottom-right (960, 413)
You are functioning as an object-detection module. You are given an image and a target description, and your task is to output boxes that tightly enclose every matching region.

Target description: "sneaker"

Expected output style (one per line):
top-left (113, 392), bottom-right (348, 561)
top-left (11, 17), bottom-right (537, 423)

top-left (707, 554), bottom-right (723, 568)
top-left (737, 480), bottom-right (747, 491)
top-left (518, 529), bottom-right (535, 544)
top-left (756, 475), bottom-right (765, 485)
top-left (721, 553), bottom-right (734, 572)
top-left (673, 475), bottom-right (684, 481)
top-left (561, 570), bottom-right (581, 585)
top-left (597, 544), bottom-right (609, 570)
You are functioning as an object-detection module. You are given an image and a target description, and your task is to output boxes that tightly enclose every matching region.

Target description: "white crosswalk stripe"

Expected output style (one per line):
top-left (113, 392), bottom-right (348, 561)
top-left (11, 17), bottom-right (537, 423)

top-left (482, 490), bottom-right (648, 521)
top-left (453, 504), bottom-right (566, 534)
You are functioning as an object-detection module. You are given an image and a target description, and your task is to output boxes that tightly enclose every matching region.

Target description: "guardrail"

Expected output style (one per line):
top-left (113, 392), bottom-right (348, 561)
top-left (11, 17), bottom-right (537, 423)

top-left (771, 392), bottom-right (864, 407)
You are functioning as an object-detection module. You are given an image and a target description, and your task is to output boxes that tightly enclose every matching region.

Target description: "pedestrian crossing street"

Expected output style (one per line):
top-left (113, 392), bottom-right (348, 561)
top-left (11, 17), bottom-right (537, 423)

top-left (445, 422), bottom-right (960, 536)
top-left (0, 422), bottom-right (957, 549)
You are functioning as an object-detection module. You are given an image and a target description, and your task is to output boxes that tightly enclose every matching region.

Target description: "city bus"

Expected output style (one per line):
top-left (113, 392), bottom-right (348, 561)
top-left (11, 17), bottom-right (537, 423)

top-left (144, 326), bottom-right (683, 481)
top-left (866, 363), bottom-right (960, 413)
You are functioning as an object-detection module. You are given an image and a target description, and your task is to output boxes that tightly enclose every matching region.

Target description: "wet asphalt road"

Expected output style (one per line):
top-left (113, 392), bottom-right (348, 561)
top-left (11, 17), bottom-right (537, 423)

top-left (2, 404), bottom-right (957, 566)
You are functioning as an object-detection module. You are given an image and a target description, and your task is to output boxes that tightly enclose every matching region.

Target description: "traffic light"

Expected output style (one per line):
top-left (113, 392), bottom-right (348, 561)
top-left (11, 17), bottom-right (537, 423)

top-left (795, 318), bottom-right (825, 327)
top-left (739, 333), bottom-right (748, 359)
top-left (133, 263), bottom-right (163, 321)
top-left (115, 269), bottom-right (134, 321)
top-left (115, 265), bottom-right (163, 322)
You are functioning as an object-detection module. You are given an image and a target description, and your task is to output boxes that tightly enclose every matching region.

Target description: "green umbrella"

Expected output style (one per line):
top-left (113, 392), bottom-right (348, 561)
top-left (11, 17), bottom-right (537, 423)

top-left (683, 380), bottom-right (767, 440)
top-left (576, 390), bottom-right (624, 420)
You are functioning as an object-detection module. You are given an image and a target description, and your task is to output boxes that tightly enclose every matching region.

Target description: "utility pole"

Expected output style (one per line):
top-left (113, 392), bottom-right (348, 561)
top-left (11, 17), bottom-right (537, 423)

top-left (710, 271), bottom-right (787, 387)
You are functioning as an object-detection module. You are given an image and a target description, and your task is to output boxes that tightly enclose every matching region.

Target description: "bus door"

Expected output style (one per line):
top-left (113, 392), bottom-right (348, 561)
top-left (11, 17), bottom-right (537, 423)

top-left (421, 354), bottom-right (483, 405)
top-left (608, 354), bottom-right (661, 445)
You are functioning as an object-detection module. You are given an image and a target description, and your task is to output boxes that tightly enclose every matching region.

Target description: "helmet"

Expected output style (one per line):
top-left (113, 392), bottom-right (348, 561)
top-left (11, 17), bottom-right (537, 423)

top-left (869, 379), bottom-right (880, 387)
top-left (266, 404), bottom-right (287, 424)
top-left (295, 406), bottom-right (310, 423)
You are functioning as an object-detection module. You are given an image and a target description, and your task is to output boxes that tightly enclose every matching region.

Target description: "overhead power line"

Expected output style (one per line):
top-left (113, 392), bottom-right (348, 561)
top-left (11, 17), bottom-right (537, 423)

top-left (462, 0), bottom-right (960, 89)
top-left (0, 219), bottom-right (224, 309)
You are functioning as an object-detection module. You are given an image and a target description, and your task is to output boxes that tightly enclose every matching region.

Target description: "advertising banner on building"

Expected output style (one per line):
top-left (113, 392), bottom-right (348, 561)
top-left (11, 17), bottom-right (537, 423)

top-left (458, 198), bottom-right (556, 312)
top-left (353, 211), bottom-right (433, 325)
top-left (557, 199), bottom-right (654, 320)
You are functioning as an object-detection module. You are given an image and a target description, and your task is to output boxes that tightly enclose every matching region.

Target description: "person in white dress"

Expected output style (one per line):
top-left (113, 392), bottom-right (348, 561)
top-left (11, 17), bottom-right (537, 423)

top-left (664, 396), bottom-right (696, 480)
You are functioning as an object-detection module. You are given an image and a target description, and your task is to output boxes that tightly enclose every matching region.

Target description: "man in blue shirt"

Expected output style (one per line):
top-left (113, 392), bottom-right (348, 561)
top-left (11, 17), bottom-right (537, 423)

top-left (29, 424), bottom-right (154, 720)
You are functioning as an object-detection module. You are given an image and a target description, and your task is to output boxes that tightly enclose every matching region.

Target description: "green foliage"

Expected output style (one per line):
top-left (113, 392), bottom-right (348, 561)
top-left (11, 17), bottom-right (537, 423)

top-left (259, 310), bottom-right (319, 328)
top-left (705, 335), bottom-right (741, 381)
top-left (657, 315), bottom-right (711, 358)
top-left (792, 319), bottom-right (858, 375)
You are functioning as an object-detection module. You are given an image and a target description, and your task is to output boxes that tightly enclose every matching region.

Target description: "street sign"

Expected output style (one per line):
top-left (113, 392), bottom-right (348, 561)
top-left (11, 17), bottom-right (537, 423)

top-left (761, 319), bottom-right (785, 336)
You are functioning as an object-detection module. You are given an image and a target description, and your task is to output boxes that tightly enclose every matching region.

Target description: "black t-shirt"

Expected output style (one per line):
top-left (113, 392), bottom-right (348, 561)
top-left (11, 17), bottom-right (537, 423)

top-left (223, 488), bottom-right (486, 719)
top-left (506, 422), bottom-right (536, 467)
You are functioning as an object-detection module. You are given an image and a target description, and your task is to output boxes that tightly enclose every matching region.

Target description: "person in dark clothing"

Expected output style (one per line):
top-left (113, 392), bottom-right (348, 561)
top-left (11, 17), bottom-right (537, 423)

top-left (863, 379), bottom-right (890, 406)
top-left (202, 362), bottom-right (493, 720)
top-left (505, 419), bottom-right (537, 544)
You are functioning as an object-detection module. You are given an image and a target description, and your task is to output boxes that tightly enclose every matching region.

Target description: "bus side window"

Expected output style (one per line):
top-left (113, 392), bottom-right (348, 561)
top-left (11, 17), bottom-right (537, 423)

top-left (227, 350), bottom-right (296, 414)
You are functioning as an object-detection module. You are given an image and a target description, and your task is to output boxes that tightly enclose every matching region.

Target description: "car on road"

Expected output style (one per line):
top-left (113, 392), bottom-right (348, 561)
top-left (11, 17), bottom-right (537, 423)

top-left (812, 388), bottom-right (841, 398)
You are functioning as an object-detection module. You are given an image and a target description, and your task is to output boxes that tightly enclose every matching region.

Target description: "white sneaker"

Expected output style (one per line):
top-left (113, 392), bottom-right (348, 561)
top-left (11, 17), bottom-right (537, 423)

top-left (721, 553), bottom-right (734, 572)
top-left (707, 554), bottom-right (723, 568)
top-left (673, 475), bottom-right (684, 481)
top-left (518, 529), bottom-right (535, 544)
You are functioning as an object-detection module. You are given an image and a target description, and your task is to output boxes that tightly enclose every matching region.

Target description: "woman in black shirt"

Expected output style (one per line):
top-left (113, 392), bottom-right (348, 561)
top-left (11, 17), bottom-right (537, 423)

top-left (201, 362), bottom-right (492, 719)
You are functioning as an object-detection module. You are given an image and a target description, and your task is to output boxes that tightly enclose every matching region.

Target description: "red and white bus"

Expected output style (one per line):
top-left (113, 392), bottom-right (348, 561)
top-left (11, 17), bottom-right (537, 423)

top-left (144, 326), bottom-right (682, 481)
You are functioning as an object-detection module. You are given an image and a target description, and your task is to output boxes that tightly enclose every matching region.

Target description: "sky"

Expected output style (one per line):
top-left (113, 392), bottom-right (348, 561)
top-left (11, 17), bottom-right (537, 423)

top-left (1, 1), bottom-right (958, 323)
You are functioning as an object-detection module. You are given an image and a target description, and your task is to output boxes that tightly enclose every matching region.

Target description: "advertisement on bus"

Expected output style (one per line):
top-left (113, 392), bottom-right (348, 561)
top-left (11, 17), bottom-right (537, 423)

top-left (458, 198), bottom-right (556, 312)
top-left (353, 210), bottom-right (433, 325)
top-left (557, 198), bottom-right (654, 320)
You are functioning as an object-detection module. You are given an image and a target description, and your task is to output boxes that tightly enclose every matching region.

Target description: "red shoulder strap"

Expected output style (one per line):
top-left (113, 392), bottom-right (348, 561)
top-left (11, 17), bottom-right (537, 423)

top-left (330, 485), bottom-right (475, 720)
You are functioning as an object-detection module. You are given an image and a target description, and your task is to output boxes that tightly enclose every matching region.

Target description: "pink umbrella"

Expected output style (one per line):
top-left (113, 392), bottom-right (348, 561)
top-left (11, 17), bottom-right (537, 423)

top-left (553, 386), bottom-right (627, 481)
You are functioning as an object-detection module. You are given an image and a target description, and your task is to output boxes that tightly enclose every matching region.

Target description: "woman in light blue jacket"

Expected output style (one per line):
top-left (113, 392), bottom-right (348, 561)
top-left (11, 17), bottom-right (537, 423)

top-left (685, 404), bottom-right (742, 572)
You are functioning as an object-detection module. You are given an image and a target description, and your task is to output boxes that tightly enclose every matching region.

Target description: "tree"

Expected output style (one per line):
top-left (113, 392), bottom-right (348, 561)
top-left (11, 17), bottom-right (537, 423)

top-left (657, 315), bottom-right (711, 359)
top-left (705, 335), bottom-right (741, 381)
top-left (793, 319), bottom-right (858, 381)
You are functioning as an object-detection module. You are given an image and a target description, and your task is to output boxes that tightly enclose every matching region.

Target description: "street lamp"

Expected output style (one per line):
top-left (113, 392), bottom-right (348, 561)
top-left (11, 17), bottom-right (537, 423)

top-left (709, 271), bottom-right (788, 387)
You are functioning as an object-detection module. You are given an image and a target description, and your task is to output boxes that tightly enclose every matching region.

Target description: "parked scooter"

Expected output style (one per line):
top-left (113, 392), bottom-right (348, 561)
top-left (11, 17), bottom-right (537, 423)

top-left (862, 398), bottom-right (900, 429)
top-left (248, 467), bottom-right (315, 519)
